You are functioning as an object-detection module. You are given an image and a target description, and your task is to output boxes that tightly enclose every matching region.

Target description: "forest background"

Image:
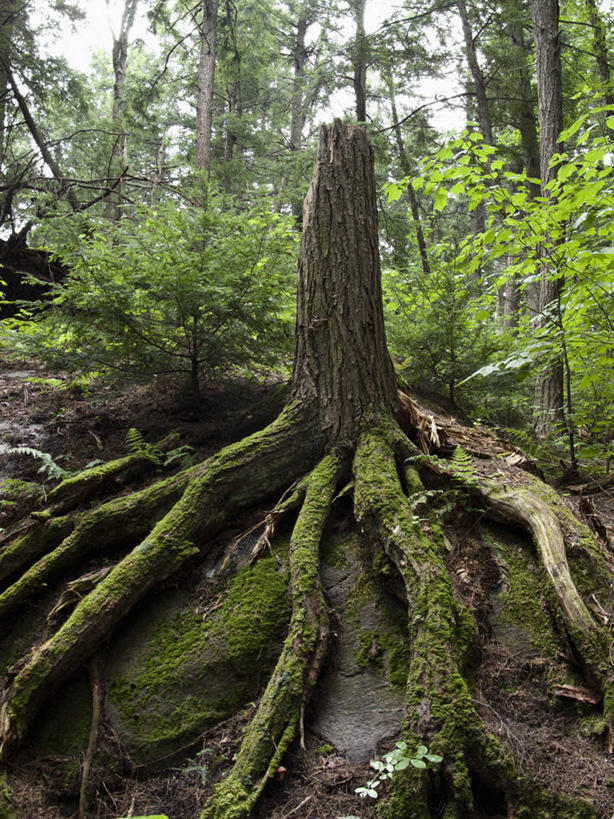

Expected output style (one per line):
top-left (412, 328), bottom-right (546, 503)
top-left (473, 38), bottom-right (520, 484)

top-left (1, 2), bottom-right (614, 818)
top-left (0, 0), bottom-right (613, 480)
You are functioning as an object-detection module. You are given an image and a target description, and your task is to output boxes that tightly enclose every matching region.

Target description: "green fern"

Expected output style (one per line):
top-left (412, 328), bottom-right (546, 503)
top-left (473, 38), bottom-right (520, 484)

top-left (125, 427), bottom-right (147, 454)
top-left (7, 446), bottom-right (72, 482)
top-left (448, 446), bottom-right (477, 486)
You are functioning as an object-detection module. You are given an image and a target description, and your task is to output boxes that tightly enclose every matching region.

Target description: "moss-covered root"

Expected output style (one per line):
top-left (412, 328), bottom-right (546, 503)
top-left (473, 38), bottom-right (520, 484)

top-left (353, 425), bottom-right (515, 817)
top-left (0, 470), bottom-right (190, 623)
top-left (478, 477), bottom-right (614, 745)
top-left (0, 404), bottom-right (319, 762)
top-left (0, 516), bottom-right (75, 587)
top-left (44, 452), bottom-right (159, 516)
top-left (202, 454), bottom-right (343, 819)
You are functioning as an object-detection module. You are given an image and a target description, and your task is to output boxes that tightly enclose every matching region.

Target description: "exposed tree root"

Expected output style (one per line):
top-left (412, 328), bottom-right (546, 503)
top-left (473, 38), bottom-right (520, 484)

top-left (0, 403), bottom-right (318, 760)
top-left (0, 469), bottom-right (191, 623)
top-left (477, 475), bottom-right (614, 748)
top-left (78, 656), bottom-right (102, 819)
top-left (202, 455), bottom-right (343, 819)
top-left (353, 422), bottom-right (518, 817)
top-left (44, 451), bottom-right (159, 516)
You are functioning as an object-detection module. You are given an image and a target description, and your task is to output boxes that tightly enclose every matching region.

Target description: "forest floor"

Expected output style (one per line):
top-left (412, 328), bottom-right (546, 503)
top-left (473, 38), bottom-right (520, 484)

top-left (2, 355), bottom-right (614, 818)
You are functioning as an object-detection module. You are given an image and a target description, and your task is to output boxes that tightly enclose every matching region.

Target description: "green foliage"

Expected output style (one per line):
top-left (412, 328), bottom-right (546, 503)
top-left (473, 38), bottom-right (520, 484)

top-left (116, 815), bottom-right (168, 819)
top-left (124, 427), bottom-right (196, 471)
top-left (5, 191), bottom-right (297, 397)
top-left (448, 445), bottom-right (477, 486)
top-left (391, 108), bottom-right (614, 458)
top-left (125, 427), bottom-right (149, 455)
top-left (382, 250), bottom-right (503, 407)
top-left (355, 741), bottom-right (442, 799)
top-left (7, 446), bottom-right (71, 482)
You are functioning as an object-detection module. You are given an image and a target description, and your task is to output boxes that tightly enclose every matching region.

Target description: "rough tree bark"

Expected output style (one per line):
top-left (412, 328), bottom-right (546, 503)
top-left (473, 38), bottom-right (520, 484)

top-left (584, 0), bottom-right (614, 107)
top-left (350, 0), bottom-right (367, 123)
top-left (107, 0), bottom-right (139, 221)
top-left (386, 69), bottom-right (431, 278)
top-left (194, 0), bottom-right (220, 177)
top-left (528, 0), bottom-right (566, 439)
top-left (1, 122), bottom-right (613, 819)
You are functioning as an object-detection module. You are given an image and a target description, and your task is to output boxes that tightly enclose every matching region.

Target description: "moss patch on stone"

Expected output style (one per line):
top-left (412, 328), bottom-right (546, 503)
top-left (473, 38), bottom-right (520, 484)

top-left (482, 522), bottom-right (562, 664)
top-left (29, 671), bottom-right (91, 756)
top-left (106, 554), bottom-right (290, 762)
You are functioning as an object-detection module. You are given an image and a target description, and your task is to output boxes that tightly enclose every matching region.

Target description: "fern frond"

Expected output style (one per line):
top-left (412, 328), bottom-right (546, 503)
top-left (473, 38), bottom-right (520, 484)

top-left (125, 427), bottom-right (147, 454)
top-left (7, 446), bottom-right (71, 481)
top-left (449, 446), bottom-right (477, 485)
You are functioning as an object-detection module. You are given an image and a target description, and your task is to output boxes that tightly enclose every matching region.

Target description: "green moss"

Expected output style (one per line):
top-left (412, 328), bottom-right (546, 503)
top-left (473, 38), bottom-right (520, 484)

top-left (0, 773), bottom-right (17, 819)
top-left (0, 478), bottom-right (42, 501)
top-left (217, 557), bottom-right (290, 666)
top-left (314, 743), bottom-right (334, 754)
top-left (108, 555), bottom-right (290, 760)
top-left (321, 536), bottom-right (348, 568)
top-left (30, 672), bottom-right (91, 756)
top-left (482, 522), bottom-right (561, 663)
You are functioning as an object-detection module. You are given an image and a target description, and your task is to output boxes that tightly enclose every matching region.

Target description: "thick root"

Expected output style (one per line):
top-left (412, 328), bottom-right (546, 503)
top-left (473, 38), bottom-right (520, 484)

top-left (0, 516), bottom-right (75, 585)
top-left (0, 403), bottom-right (319, 760)
top-left (478, 476), bottom-right (614, 746)
top-left (0, 468), bottom-right (190, 623)
top-left (353, 422), bottom-right (518, 816)
top-left (44, 451), bottom-right (159, 516)
top-left (202, 454), bottom-right (343, 819)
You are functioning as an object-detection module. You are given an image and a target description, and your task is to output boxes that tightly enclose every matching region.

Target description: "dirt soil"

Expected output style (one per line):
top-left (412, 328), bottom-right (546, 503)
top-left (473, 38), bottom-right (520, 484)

top-left (2, 356), bottom-right (614, 819)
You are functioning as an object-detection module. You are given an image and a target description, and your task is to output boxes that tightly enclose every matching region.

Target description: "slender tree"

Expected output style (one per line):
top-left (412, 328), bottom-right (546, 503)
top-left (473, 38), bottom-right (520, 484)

top-left (194, 0), bottom-right (219, 176)
top-left (107, 0), bottom-right (139, 219)
top-left (584, 0), bottom-right (613, 106)
top-left (528, 0), bottom-right (566, 438)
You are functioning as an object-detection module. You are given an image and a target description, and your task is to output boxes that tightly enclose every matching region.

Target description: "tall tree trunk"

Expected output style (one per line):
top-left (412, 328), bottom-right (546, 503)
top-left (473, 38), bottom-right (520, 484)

top-left (385, 70), bottom-right (431, 277)
top-left (457, 0), bottom-right (491, 243)
top-left (221, 0), bottom-right (241, 191)
top-left (0, 0), bottom-right (17, 173)
top-left (584, 0), bottom-right (614, 106)
top-left (528, 0), bottom-right (566, 439)
top-left (456, 0), bottom-right (493, 144)
top-left (506, 0), bottom-right (541, 324)
top-left (107, 0), bottom-right (138, 220)
top-left (351, 0), bottom-right (367, 123)
top-left (194, 0), bottom-right (219, 177)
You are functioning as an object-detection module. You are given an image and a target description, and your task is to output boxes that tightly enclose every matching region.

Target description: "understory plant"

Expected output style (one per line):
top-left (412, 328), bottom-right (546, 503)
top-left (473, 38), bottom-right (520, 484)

top-left (355, 741), bottom-right (443, 799)
top-left (2, 190), bottom-right (297, 398)
top-left (387, 105), bottom-right (614, 465)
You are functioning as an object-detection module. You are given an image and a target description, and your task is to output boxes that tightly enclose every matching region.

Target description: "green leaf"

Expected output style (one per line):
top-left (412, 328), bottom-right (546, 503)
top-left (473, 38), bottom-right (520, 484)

top-left (410, 758), bottom-right (427, 769)
top-left (433, 188), bottom-right (448, 212)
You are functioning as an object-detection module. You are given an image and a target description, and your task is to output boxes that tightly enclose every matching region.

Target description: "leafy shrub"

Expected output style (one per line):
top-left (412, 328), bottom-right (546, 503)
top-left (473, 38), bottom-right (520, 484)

top-left (4, 190), bottom-right (297, 397)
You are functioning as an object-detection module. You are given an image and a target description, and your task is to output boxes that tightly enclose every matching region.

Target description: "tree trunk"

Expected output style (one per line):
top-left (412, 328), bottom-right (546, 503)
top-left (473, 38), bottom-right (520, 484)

top-left (457, 0), bottom-right (493, 144)
top-left (528, 0), bottom-right (566, 438)
top-left (386, 70), bottom-right (431, 278)
top-left (584, 0), bottom-right (614, 107)
top-left (194, 0), bottom-right (219, 177)
top-left (1, 122), bottom-right (613, 819)
top-left (291, 121), bottom-right (398, 448)
top-left (351, 0), bottom-right (367, 123)
top-left (107, 0), bottom-right (138, 221)
top-left (507, 0), bottom-right (541, 321)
